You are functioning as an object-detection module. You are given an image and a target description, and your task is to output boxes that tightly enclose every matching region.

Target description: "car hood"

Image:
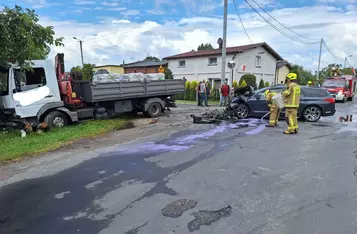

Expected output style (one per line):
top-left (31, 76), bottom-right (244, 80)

top-left (325, 87), bottom-right (344, 92)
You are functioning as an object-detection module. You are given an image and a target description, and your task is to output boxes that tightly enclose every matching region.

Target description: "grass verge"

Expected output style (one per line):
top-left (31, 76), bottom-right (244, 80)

top-left (176, 100), bottom-right (220, 105)
top-left (0, 119), bottom-right (130, 163)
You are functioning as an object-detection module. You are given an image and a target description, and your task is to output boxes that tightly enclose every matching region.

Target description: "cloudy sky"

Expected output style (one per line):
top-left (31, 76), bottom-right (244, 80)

top-left (4, 0), bottom-right (357, 72)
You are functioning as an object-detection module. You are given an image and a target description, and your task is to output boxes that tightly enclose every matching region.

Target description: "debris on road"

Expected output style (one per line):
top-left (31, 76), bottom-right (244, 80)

top-left (187, 205), bottom-right (232, 232)
top-left (339, 115), bottom-right (353, 122)
top-left (161, 199), bottom-right (198, 218)
top-left (190, 109), bottom-right (236, 124)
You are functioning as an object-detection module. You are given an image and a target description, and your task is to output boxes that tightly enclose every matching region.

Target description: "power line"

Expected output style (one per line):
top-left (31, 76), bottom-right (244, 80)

top-left (321, 39), bottom-right (339, 60)
top-left (233, 0), bottom-right (253, 44)
top-left (244, 0), bottom-right (320, 45)
top-left (247, 0), bottom-right (319, 43)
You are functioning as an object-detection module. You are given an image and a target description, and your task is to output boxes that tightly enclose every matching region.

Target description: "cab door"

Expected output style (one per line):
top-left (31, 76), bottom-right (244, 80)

top-left (11, 60), bottom-right (61, 118)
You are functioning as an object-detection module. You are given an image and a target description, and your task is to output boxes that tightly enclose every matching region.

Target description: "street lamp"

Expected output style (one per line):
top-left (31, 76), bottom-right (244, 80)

top-left (344, 54), bottom-right (353, 69)
top-left (73, 37), bottom-right (84, 67)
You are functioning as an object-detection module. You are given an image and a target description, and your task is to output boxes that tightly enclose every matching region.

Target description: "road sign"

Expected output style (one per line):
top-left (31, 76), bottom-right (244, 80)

top-left (158, 65), bottom-right (165, 73)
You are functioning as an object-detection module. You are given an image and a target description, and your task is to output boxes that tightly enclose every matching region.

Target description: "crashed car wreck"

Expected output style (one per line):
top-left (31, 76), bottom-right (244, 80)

top-left (190, 86), bottom-right (255, 124)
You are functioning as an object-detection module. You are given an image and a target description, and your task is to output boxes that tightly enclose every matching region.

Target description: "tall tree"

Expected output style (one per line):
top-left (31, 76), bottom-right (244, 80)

top-left (290, 64), bottom-right (314, 85)
top-left (70, 64), bottom-right (95, 81)
top-left (164, 67), bottom-right (173, 80)
top-left (144, 56), bottom-right (160, 62)
top-left (197, 43), bottom-right (214, 51)
top-left (0, 5), bottom-right (63, 69)
top-left (318, 63), bottom-right (343, 80)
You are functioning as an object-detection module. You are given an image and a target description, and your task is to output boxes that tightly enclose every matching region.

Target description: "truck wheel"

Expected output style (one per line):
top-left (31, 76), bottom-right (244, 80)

top-left (348, 95), bottom-right (354, 101)
top-left (44, 111), bottom-right (68, 129)
top-left (342, 96), bottom-right (347, 103)
top-left (145, 102), bottom-right (162, 118)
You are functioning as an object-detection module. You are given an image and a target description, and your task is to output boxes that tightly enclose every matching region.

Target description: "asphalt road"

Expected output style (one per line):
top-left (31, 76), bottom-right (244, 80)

top-left (1, 102), bottom-right (357, 234)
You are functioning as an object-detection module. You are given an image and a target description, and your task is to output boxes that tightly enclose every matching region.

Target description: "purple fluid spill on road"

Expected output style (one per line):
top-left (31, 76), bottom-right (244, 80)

top-left (175, 126), bottom-right (227, 145)
top-left (245, 124), bottom-right (266, 135)
top-left (119, 142), bottom-right (190, 154)
top-left (117, 118), bottom-right (266, 154)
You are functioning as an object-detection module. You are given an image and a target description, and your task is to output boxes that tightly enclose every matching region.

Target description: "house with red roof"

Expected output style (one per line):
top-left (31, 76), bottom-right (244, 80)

top-left (163, 42), bottom-right (291, 87)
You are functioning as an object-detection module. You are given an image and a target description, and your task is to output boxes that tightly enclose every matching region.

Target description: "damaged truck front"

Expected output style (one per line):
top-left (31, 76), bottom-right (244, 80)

top-left (0, 63), bottom-right (17, 128)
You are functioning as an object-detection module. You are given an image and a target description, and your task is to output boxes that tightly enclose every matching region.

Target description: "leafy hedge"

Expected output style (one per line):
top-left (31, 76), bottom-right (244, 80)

top-left (239, 74), bottom-right (257, 89)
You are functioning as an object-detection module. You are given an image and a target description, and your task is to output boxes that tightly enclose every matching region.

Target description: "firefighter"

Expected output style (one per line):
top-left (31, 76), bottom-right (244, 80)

top-left (264, 89), bottom-right (281, 127)
top-left (282, 73), bottom-right (301, 134)
top-left (306, 81), bottom-right (312, 86)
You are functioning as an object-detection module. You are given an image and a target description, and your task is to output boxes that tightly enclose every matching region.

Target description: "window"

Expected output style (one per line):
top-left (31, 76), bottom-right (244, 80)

top-left (301, 88), bottom-right (329, 97)
top-left (208, 57), bottom-right (217, 65)
top-left (14, 68), bottom-right (47, 92)
top-left (179, 60), bottom-right (186, 67)
top-left (255, 56), bottom-right (262, 67)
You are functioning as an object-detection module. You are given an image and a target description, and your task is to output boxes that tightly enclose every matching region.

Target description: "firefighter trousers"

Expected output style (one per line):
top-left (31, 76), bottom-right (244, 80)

top-left (268, 104), bottom-right (281, 126)
top-left (285, 107), bottom-right (298, 133)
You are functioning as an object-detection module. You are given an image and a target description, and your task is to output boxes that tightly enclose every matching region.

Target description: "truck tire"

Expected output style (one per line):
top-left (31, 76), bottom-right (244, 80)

top-left (348, 95), bottom-right (354, 101)
top-left (44, 111), bottom-right (68, 129)
top-left (145, 102), bottom-right (162, 118)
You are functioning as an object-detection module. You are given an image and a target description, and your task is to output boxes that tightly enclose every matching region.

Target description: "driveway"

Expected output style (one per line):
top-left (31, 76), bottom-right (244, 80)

top-left (1, 103), bottom-right (357, 234)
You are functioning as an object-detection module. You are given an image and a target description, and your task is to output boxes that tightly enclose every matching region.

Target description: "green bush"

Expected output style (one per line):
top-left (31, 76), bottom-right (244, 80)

top-left (190, 81), bottom-right (198, 101)
top-left (264, 81), bottom-right (270, 87)
top-left (240, 74), bottom-right (257, 89)
top-left (240, 79), bottom-right (247, 87)
top-left (185, 81), bottom-right (191, 100)
top-left (258, 79), bottom-right (264, 89)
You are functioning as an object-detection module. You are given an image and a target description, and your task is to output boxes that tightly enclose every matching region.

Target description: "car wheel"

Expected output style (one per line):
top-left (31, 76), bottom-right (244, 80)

top-left (234, 104), bottom-right (249, 119)
top-left (145, 102), bottom-right (162, 118)
top-left (44, 111), bottom-right (69, 130)
top-left (303, 106), bottom-right (322, 122)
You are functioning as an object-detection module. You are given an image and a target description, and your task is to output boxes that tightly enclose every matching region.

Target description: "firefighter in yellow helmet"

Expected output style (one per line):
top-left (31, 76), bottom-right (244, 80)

top-left (282, 73), bottom-right (301, 134)
top-left (306, 81), bottom-right (312, 86)
top-left (264, 89), bottom-right (281, 127)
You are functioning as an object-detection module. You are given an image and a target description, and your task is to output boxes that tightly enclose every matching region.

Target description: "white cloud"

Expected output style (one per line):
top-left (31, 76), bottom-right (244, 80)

top-left (41, 5), bottom-right (357, 72)
top-left (112, 19), bottom-right (131, 24)
top-left (74, 0), bottom-right (96, 5)
top-left (102, 1), bottom-right (121, 6)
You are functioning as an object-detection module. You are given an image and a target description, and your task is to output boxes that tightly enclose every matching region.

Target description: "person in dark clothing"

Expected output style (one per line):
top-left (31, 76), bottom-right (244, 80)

top-left (196, 81), bottom-right (202, 106)
top-left (206, 82), bottom-right (210, 106)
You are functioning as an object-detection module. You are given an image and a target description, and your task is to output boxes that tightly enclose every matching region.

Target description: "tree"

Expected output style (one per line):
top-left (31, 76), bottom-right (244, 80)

top-left (258, 78), bottom-right (265, 89)
top-left (164, 67), bottom-right (173, 80)
top-left (144, 56), bottom-right (160, 62)
top-left (70, 64), bottom-right (95, 81)
top-left (318, 63), bottom-right (343, 81)
top-left (0, 5), bottom-right (63, 69)
top-left (197, 43), bottom-right (214, 51)
top-left (240, 74), bottom-right (256, 89)
top-left (290, 64), bottom-right (314, 85)
top-left (342, 67), bottom-right (354, 75)
top-left (239, 79), bottom-right (247, 87)
top-left (264, 81), bottom-right (270, 87)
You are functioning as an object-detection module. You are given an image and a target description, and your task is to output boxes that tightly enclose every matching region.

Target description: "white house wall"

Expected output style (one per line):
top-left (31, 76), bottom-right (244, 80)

top-left (168, 45), bottom-right (283, 86)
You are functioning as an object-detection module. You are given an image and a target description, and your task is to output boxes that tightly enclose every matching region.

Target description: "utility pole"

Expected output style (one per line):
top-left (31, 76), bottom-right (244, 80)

top-left (73, 37), bottom-right (84, 67)
top-left (317, 38), bottom-right (323, 81)
top-left (344, 55), bottom-right (353, 69)
top-left (221, 0), bottom-right (228, 86)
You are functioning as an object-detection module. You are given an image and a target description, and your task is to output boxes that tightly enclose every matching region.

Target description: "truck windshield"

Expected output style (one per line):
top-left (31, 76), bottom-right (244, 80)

top-left (322, 79), bottom-right (345, 88)
top-left (0, 65), bottom-right (9, 96)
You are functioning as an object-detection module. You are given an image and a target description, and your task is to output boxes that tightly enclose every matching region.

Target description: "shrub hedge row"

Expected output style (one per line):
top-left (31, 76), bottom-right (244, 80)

top-left (175, 78), bottom-right (270, 101)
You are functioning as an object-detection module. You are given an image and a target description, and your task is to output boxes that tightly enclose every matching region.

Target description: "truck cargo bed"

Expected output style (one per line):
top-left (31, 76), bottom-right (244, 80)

top-left (77, 79), bottom-right (185, 103)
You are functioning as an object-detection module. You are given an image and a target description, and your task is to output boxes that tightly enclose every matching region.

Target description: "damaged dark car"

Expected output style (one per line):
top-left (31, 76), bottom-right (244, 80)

top-left (231, 85), bottom-right (336, 122)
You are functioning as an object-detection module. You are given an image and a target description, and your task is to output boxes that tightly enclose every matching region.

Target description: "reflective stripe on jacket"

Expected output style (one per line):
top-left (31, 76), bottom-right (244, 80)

top-left (282, 82), bottom-right (301, 108)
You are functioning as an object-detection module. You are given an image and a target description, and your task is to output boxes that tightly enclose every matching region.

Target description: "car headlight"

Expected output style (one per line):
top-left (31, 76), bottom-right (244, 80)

top-left (338, 90), bottom-right (343, 95)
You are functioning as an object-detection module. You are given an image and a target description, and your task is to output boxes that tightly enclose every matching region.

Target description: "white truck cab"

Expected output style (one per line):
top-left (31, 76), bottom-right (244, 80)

top-left (0, 60), bottom-right (72, 128)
